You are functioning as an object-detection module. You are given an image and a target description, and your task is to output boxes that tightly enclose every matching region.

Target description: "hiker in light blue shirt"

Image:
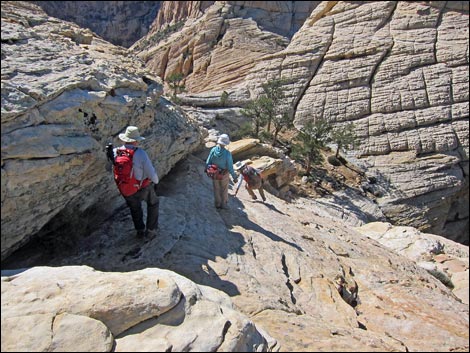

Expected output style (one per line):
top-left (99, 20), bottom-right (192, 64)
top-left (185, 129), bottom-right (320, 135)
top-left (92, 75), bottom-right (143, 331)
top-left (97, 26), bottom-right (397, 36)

top-left (206, 134), bottom-right (238, 209)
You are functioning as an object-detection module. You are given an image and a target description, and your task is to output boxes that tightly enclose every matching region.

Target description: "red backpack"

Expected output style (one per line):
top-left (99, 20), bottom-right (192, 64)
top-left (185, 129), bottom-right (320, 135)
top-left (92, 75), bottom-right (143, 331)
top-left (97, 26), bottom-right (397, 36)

top-left (113, 147), bottom-right (150, 197)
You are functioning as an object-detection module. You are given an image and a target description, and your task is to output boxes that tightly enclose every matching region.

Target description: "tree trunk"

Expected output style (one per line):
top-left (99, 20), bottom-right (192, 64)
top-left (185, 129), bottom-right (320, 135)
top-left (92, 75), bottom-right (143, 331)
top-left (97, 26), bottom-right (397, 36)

top-left (272, 129), bottom-right (279, 146)
top-left (306, 158), bottom-right (311, 175)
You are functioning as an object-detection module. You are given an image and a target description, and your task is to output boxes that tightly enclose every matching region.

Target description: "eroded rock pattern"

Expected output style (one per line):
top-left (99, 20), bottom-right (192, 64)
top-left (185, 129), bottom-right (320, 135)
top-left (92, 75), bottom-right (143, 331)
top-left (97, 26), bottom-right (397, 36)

top-left (1, 266), bottom-right (275, 352)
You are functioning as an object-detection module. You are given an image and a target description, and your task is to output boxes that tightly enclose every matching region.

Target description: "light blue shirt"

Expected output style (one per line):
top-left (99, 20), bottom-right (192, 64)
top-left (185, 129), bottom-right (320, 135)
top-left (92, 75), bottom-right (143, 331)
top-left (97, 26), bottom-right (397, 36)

top-left (114, 144), bottom-right (159, 184)
top-left (206, 145), bottom-right (237, 180)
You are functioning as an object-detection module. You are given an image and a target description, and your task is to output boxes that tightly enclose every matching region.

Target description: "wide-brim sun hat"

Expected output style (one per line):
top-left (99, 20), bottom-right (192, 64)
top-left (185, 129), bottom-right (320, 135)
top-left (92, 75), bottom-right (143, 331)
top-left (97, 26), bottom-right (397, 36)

top-left (234, 161), bottom-right (246, 170)
top-left (217, 134), bottom-right (230, 146)
top-left (119, 126), bottom-right (146, 143)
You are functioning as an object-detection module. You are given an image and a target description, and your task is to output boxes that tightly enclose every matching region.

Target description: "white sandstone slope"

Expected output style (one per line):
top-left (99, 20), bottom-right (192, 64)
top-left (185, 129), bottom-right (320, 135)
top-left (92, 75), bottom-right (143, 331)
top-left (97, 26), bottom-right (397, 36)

top-left (3, 155), bottom-right (467, 352)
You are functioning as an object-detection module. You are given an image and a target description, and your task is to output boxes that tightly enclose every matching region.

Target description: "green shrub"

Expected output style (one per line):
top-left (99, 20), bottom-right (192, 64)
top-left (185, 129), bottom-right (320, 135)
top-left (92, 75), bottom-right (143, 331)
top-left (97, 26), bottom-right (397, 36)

top-left (231, 122), bottom-right (254, 140)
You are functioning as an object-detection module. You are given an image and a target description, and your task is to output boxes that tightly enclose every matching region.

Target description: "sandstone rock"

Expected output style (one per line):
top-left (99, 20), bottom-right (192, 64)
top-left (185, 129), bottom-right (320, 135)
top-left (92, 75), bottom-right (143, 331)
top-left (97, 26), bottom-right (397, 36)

top-left (1, 266), bottom-right (274, 352)
top-left (355, 221), bottom-right (469, 303)
top-left (6, 156), bottom-right (467, 352)
top-left (32, 1), bottom-right (160, 48)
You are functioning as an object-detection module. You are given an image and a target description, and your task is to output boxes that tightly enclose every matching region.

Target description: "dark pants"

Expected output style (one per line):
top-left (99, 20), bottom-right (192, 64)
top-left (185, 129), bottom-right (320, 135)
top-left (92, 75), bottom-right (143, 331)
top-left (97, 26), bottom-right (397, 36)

top-left (124, 184), bottom-right (159, 231)
top-left (246, 182), bottom-right (266, 201)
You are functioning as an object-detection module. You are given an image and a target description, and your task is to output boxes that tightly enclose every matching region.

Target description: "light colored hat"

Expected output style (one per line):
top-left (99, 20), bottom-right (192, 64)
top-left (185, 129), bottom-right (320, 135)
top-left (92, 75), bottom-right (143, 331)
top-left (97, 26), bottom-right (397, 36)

top-left (234, 161), bottom-right (246, 171)
top-left (119, 126), bottom-right (145, 143)
top-left (217, 134), bottom-right (230, 146)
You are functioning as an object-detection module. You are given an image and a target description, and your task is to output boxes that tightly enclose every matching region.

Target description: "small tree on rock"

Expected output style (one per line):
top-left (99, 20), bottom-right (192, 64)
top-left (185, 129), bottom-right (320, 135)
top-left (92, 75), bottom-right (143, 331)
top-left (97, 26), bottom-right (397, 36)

top-left (167, 72), bottom-right (185, 100)
top-left (271, 112), bottom-right (294, 146)
top-left (261, 78), bottom-right (287, 132)
top-left (291, 119), bottom-right (332, 174)
top-left (241, 78), bottom-right (289, 144)
top-left (220, 91), bottom-right (229, 106)
top-left (331, 122), bottom-right (357, 158)
top-left (241, 96), bottom-right (270, 138)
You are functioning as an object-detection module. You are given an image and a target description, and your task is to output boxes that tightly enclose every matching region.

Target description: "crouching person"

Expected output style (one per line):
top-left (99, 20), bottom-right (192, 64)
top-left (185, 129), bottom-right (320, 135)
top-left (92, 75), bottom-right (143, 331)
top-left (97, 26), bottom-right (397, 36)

top-left (234, 161), bottom-right (266, 202)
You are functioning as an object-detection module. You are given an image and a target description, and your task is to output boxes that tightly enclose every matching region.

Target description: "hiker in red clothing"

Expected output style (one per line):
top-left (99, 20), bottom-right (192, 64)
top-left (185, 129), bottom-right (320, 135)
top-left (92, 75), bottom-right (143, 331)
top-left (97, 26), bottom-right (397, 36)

top-left (234, 161), bottom-right (266, 202)
top-left (112, 126), bottom-right (159, 239)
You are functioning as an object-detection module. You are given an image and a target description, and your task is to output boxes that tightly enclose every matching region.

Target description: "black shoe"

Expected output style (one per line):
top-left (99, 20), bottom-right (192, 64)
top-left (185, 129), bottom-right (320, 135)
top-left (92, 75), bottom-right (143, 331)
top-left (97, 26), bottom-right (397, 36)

top-left (145, 228), bottom-right (158, 239)
top-left (136, 230), bottom-right (145, 238)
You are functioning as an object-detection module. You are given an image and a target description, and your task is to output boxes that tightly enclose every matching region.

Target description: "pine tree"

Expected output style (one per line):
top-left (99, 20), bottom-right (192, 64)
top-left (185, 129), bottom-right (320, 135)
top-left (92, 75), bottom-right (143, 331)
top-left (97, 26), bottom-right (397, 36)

top-left (241, 96), bottom-right (270, 138)
top-left (331, 122), bottom-right (357, 158)
top-left (292, 120), bottom-right (332, 174)
top-left (241, 78), bottom-right (291, 145)
top-left (167, 72), bottom-right (185, 100)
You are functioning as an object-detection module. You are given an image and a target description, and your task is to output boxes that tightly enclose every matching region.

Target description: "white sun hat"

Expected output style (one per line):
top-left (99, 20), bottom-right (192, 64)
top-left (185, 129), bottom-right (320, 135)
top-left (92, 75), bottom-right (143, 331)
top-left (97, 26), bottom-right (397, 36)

top-left (234, 161), bottom-right (246, 170)
top-left (119, 126), bottom-right (146, 143)
top-left (217, 134), bottom-right (230, 146)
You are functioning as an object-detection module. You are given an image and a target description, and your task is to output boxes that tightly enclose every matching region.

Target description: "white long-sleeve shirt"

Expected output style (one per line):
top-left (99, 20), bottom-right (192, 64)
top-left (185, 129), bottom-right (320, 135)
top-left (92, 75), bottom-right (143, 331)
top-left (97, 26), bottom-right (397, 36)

top-left (114, 144), bottom-right (159, 184)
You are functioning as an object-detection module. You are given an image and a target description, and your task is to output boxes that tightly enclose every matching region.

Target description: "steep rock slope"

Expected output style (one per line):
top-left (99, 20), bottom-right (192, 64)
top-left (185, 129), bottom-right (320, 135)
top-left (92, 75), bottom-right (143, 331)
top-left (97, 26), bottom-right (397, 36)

top-left (251, 1), bottom-right (469, 243)
top-left (131, 1), bottom-right (319, 93)
top-left (3, 155), bottom-right (468, 352)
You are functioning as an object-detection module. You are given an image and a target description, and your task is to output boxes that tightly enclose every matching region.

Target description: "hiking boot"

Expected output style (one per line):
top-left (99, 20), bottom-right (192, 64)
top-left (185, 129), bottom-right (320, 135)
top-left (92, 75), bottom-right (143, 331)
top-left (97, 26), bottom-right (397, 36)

top-left (145, 228), bottom-right (158, 239)
top-left (136, 229), bottom-right (145, 238)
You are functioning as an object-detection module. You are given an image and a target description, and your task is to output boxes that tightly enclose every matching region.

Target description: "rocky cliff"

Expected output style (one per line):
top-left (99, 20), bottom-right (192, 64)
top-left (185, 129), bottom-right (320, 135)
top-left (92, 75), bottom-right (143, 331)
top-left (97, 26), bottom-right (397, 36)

top-left (30, 1), bottom-right (161, 48)
top-left (132, 1), bottom-right (469, 244)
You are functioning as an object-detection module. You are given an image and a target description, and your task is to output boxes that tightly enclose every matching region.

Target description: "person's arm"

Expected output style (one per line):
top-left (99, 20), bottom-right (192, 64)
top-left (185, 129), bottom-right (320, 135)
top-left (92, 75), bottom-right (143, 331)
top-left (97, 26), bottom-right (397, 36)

top-left (206, 149), bottom-right (214, 168)
top-left (234, 175), bottom-right (243, 196)
top-left (139, 149), bottom-right (159, 184)
top-left (226, 151), bottom-right (237, 181)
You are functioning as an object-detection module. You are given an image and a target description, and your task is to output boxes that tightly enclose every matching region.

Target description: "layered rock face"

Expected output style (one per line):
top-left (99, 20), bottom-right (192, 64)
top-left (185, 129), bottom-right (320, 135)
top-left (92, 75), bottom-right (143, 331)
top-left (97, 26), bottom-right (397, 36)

top-left (275, 1), bottom-right (469, 243)
top-left (135, 1), bottom-right (469, 244)
top-left (1, 2), bottom-right (202, 260)
top-left (131, 1), bottom-right (319, 93)
top-left (30, 1), bottom-right (161, 48)
top-left (150, 0), bottom-right (214, 33)
top-left (1, 4), bottom-right (468, 351)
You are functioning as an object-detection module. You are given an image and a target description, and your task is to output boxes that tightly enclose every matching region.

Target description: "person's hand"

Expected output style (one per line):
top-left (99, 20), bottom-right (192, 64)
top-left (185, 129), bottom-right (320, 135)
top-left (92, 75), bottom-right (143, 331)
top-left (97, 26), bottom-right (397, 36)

top-left (233, 178), bottom-right (238, 184)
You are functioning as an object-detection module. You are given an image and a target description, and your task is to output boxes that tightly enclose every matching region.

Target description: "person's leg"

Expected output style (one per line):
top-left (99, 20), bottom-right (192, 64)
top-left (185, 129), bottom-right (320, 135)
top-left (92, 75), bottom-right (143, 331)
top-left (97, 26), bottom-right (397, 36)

top-left (258, 184), bottom-right (266, 202)
top-left (145, 185), bottom-right (159, 234)
top-left (213, 179), bottom-right (222, 208)
top-left (124, 192), bottom-right (145, 236)
top-left (245, 184), bottom-right (257, 200)
top-left (221, 174), bottom-right (230, 207)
